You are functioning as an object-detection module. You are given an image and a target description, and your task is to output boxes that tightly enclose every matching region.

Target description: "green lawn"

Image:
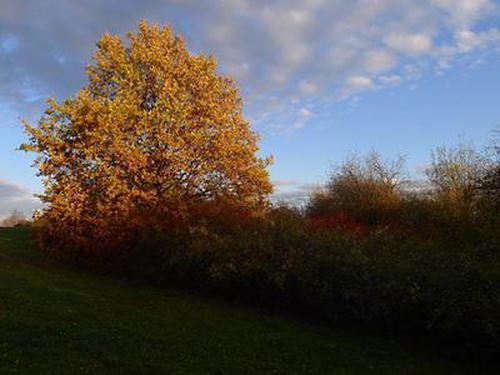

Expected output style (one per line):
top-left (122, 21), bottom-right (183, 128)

top-left (0, 227), bottom-right (484, 374)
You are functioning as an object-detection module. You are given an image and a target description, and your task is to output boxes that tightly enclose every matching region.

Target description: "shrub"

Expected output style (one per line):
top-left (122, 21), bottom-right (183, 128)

top-left (307, 152), bottom-right (405, 228)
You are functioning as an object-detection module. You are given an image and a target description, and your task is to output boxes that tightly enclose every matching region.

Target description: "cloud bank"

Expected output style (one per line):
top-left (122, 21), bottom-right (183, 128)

top-left (271, 180), bottom-right (321, 206)
top-left (1, 0), bottom-right (499, 130)
top-left (0, 180), bottom-right (42, 219)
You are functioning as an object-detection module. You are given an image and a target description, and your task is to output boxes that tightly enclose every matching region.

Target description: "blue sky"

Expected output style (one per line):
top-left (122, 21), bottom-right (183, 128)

top-left (1, 0), bottom-right (500, 215)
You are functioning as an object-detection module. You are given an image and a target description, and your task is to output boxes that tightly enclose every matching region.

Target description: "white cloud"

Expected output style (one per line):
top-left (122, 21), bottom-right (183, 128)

top-left (364, 50), bottom-right (396, 73)
top-left (272, 180), bottom-right (300, 188)
top-left (298, 107), bottom-right (312, 117)
top-left (0, 0), bottom-right (499, 130)
top-left (0, 179), bottom-right (42, 219)
top-left (379, 75), bottom-right (402, 86)
top-left (347, 76), bottom-right (373, 90)
top-left (436, 28), bottom-right (500, 71)
top-left (291, 107), bottom-right (313, 130)
top-left (299, 80), bottom-right (319, 95)
top-left (271, 181), bottom-right (321, 206)
top-left (455, 28), bottom-right (500, 52)
top-left (433, 0), bottom-right (495, 27)
top-left (339, 76), bottom-right (374, 99)
top-left (384, 33), bottom-right (433, 56)
top-left (456, 29), bottom-right (482, 52)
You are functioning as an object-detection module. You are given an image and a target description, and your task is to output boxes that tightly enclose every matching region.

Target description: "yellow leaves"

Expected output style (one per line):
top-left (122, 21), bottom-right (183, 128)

top-left (21, 21), bottom-right (273, 254)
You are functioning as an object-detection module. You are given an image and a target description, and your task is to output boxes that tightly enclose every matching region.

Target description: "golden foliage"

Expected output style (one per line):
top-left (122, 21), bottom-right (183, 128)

top-left (22, 21), bottom-right (272, 253)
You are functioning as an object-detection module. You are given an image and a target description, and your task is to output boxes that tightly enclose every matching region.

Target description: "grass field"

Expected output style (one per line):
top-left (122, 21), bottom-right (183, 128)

top-left (0, 227), bottom-right (487, 374)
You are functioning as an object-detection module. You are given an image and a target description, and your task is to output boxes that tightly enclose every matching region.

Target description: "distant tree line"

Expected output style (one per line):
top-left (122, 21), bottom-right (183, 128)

top-left (0, 210), bottom-right (31, 227)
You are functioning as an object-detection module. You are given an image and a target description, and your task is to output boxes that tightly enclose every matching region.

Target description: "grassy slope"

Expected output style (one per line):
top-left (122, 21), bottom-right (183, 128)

top-left (0, 227), bottom-right (482, 374)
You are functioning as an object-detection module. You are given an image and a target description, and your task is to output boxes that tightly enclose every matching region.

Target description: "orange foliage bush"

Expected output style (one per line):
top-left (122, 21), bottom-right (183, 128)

top-left (307, 152), bottom-right (405, 227)
top-left (308, 213), bottom-right (368, 235)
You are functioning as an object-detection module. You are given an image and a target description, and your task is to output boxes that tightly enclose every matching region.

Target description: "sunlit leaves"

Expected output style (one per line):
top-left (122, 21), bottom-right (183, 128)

top-left (22, 21), bottom-right (272, 254)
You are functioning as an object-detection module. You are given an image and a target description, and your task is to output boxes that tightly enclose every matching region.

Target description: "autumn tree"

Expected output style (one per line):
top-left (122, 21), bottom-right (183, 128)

top-left (426, 143), bottom-right (490, 202)
top-left (477, 132), bottom-right (500, 208)
top-left (22, 21), bottom-right (272, 255)
top-left (308, 151), bottom-right (406, 226)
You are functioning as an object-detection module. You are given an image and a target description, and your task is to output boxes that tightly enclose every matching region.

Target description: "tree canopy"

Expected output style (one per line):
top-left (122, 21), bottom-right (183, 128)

top-left (22, 21), bottom-right (272, 252)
